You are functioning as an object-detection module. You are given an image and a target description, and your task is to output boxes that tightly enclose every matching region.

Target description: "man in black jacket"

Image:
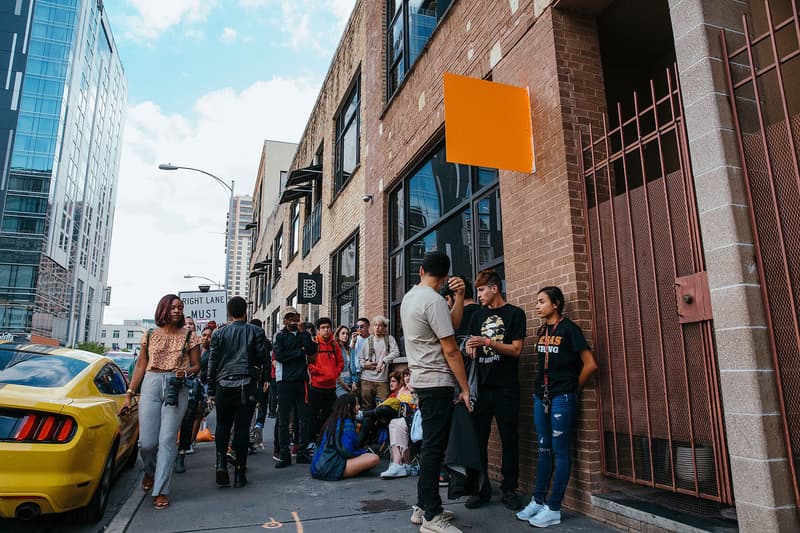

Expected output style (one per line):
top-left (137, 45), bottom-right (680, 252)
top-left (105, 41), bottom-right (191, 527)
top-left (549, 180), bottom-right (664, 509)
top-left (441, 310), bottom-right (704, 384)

top-left (208, 297), bottom-right (269, 488)
top-left (274, 306), bottom-right (318, 468)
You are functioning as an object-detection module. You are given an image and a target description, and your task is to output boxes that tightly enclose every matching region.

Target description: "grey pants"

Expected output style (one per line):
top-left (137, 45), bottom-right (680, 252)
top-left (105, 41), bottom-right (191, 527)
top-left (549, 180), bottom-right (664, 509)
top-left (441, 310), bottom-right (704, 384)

top-left (138, 372), bottom-right (189, 496)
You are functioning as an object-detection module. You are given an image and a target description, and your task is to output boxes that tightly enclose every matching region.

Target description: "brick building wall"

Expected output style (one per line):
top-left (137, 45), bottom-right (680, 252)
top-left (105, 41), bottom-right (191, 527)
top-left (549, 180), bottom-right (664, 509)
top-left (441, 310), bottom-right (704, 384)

top-left (251, 1), bottom-right (368, 327)
top-left (361, 0), bottom-right (606, 506)
top-left (250, 0), bottom-right (800, 530)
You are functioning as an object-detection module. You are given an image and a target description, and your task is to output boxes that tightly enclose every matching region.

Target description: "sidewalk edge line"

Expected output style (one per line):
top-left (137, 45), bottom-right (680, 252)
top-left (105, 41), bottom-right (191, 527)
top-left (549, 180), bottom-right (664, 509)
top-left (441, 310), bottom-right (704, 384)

top-left (105, 472), bottom-right (147, 533)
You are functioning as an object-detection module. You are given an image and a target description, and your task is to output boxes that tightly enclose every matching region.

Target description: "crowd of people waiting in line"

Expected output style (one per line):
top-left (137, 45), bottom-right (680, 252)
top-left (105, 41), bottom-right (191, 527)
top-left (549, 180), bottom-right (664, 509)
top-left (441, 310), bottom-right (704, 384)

top-left (119, 250), bottom-right (598, 533)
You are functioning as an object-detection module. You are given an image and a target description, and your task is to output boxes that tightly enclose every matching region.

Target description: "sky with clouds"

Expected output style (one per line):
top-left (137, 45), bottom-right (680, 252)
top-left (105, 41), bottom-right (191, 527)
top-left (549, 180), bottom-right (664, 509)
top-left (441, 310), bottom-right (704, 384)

top-left (102, 0), bottom-right (356, 324)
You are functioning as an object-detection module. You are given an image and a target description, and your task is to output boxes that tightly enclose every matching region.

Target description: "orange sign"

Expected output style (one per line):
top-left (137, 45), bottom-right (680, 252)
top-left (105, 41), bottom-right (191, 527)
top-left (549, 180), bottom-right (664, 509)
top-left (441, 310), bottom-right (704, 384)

top-left (443, 73), bottom-right (534, 173)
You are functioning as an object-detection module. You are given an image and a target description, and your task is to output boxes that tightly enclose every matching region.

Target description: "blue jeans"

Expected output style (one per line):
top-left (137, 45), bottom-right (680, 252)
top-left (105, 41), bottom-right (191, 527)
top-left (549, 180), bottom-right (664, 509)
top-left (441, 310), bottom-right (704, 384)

top-left (533, 393), bottom-right (577, 511)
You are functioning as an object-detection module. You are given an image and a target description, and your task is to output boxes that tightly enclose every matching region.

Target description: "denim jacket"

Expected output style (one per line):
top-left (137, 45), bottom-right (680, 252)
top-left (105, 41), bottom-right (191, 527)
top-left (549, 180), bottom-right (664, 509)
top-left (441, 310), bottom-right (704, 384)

top-left (339, 344), bottom-right (360, 385)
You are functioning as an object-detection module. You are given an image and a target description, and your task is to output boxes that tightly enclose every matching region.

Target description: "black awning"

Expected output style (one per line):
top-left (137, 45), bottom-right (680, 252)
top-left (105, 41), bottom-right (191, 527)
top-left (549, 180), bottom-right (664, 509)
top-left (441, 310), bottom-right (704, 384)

top-left (249, 270), bottom-right (268, 278)
top-left (279, 185), bottom-right (311, 204)
top-left (285, 163), bottom-right (322, 188)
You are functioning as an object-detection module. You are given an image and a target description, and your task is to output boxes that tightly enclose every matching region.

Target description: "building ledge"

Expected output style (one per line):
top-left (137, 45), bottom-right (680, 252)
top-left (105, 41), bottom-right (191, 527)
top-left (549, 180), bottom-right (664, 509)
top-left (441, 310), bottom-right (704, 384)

top-left (591, 490), bottom-right (737, 533)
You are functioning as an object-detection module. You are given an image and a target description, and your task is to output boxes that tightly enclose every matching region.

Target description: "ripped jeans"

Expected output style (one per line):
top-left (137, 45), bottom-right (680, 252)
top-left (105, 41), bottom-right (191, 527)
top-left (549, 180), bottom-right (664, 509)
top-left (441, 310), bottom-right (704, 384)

top-left (533, 393), bottom-right (577, 511)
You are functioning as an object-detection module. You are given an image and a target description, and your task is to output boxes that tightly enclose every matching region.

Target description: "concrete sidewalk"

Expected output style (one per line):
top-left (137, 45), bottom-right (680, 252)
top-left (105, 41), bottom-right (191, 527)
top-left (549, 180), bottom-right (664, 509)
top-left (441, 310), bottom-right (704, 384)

top-left (120, 419), bottom-right (617, 532)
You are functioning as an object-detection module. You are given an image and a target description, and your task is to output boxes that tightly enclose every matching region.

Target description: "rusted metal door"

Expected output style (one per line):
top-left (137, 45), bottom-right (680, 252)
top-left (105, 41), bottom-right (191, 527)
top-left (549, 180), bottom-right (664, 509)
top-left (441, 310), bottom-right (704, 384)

top-left (580, 66), bottom-right (733, 504)
top-left (722, 0), bottom-right (800, 506)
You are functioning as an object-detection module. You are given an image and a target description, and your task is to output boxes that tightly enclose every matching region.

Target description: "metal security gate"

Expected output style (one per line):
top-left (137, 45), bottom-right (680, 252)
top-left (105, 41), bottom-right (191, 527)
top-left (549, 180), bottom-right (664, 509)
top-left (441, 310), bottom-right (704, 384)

top-left (580, 67), bottom-right (733, 504)
top-left (722, 0), bottom-right (800, 506)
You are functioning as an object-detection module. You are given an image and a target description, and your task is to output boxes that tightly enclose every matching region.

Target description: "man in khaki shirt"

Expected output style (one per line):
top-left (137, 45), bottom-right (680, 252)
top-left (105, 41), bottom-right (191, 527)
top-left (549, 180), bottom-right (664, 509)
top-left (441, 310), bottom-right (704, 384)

top-left (358, 315), bottom-right (400, 410)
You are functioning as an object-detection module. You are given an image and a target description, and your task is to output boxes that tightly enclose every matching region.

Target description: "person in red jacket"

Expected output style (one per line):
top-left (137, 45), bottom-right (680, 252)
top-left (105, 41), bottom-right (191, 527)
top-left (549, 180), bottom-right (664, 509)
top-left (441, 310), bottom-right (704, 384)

top-left (308, 317), bottom-right (344, 446)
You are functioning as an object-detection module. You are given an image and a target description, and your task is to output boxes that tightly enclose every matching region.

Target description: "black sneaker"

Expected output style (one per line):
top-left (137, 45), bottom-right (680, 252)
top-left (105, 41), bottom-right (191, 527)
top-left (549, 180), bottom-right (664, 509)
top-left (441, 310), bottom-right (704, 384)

top-left (464, 494), bottom-right (489, 509)
top-left (501, 491), bottom-right (523, 511)
top-left (274, 456), bottom-right (292, 469)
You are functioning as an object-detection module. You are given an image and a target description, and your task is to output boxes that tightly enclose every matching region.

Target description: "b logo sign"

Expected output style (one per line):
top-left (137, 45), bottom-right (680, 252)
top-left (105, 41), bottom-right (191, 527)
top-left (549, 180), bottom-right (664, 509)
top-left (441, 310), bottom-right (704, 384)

top-left (297, 273), bottom-right (322, 304)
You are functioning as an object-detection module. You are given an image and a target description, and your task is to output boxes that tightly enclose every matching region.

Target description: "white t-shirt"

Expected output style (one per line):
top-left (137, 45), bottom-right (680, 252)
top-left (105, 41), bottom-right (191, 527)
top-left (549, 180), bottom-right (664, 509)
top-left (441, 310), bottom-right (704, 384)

top-left (400, 284), bottom-right (456, 388)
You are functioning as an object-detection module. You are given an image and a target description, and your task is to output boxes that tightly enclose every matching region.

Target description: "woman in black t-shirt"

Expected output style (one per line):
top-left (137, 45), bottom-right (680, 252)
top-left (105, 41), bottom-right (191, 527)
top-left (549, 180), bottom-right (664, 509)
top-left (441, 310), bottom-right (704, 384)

top-left (516, 287), bottom-right (597, 528)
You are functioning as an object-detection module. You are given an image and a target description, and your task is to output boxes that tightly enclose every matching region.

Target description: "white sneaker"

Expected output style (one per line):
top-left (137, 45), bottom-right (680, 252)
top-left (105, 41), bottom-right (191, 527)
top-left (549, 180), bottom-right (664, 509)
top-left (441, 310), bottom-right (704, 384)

top-left (380, 462), bottom-right (408, 478)
top-left (420, 512), bottom-right (461, 533)
top-left (528, 505), bottom-right (561, 528)
top-left (410, 506), bottom-right (454, 525)
top-left (186, 445), bottom-right (194, 455)
top-left (516, 498), bottom-right (545, 521)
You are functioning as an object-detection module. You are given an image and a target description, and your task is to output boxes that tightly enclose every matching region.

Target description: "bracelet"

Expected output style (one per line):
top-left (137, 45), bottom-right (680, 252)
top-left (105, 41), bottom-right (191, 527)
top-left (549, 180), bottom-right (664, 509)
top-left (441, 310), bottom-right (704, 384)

top-left (126, 389), bottom-right (136, 396)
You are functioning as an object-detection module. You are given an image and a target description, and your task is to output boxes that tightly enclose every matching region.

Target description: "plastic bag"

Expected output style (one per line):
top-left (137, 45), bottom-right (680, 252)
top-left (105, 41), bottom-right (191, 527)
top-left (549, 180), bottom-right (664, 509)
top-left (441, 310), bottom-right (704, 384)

top-left (410, 409), bottom-right (423, 443)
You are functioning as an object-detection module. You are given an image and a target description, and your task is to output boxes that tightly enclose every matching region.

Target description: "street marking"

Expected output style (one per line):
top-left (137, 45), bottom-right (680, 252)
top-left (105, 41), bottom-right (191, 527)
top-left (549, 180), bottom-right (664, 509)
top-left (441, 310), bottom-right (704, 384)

top-left (262, 516), bottom-right (282, 529)
top-left (292, 511), bottom-right (303, 533)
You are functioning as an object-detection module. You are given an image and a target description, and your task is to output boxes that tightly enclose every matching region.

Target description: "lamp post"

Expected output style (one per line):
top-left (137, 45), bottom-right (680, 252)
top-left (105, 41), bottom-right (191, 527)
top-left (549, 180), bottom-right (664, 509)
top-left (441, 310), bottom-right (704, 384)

top-left (183, 274), bottom-right (224, 290)
top-left (159, 163), bottom-right (235, 293)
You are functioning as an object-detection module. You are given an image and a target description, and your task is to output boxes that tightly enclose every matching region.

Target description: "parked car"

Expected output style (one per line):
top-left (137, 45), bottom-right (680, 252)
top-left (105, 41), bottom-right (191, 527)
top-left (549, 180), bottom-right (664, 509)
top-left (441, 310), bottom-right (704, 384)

top-left (105, 351), bottom-right (137, 381)
top-left (0, 343), bottom-right (139, 522)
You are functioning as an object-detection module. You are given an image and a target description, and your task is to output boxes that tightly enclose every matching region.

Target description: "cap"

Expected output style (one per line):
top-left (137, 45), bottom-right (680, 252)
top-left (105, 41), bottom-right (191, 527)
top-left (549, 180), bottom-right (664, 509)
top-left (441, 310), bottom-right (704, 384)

top-left (283, 306), bottom-right (299, 318)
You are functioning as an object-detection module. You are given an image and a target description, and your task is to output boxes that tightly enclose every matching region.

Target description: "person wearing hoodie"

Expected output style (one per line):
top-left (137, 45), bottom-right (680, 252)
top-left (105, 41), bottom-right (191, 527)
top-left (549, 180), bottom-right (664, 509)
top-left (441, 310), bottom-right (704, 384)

top-left (308, 317), bottom-right (344, 444)
top-left (274, 306), bottom-right (318, 468)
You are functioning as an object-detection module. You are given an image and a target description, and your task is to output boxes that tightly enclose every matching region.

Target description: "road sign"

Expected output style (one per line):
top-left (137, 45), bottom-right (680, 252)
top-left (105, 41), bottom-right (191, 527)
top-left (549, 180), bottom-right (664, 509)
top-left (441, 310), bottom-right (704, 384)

top-left (297, 273), bottom-right (322, 304)
top-left (179, 290), bottom-right (228, 334)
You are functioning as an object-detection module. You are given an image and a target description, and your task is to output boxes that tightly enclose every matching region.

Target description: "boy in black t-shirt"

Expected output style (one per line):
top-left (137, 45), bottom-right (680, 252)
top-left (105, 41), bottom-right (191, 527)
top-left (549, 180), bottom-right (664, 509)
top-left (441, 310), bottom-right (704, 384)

top-left (464, 269), bottom-right (526, 511)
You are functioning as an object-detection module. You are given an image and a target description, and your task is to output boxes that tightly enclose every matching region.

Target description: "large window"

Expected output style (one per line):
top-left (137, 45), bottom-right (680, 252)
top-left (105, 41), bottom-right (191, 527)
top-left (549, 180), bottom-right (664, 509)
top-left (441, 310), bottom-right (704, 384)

top-left (331, 234), bottom-right (359, 329)
top-left (387, 0), bottom-right (453, 98)
top-left (388, 143), bottom-right (503, 338)
top-left (334, 76), bottom-right (360, 193)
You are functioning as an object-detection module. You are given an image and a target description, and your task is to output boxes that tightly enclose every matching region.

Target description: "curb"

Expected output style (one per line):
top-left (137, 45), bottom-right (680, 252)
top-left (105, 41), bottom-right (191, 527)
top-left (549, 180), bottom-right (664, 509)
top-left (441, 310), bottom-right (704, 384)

top-left (105, 473), bottom-right (146, 533)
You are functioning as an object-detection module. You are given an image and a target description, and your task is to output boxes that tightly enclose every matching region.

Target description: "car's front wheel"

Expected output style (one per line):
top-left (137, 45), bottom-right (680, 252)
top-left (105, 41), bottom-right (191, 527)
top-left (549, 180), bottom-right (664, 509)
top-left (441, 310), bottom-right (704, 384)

top-left (81, 447), bottom-right (115, 523)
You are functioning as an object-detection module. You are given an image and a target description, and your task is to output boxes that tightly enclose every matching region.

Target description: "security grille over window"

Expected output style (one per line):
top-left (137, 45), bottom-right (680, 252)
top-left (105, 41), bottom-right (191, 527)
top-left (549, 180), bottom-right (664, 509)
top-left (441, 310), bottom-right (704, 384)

top-left (581, 66), bottom-right (732, 504)
top-left (722, 0), bottom-right (800, 506)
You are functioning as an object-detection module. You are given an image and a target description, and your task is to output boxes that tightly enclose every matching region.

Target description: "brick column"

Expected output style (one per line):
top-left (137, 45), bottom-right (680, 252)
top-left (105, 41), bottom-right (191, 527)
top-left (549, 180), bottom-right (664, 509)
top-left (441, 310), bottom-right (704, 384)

top-left (670, 0), bottom-right (799, 530)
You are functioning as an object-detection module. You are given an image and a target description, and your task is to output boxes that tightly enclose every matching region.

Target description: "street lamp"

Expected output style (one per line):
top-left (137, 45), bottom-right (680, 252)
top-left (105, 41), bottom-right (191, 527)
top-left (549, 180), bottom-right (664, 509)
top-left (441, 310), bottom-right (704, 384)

top-left (160, 163), bottom-right (236, 292)
top-left (184, 274), bottom-right (224, 289)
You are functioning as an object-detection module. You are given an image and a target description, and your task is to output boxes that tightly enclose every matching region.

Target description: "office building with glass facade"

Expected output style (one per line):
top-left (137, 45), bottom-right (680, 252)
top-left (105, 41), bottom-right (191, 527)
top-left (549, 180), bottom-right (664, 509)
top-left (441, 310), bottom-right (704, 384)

top-left (226, 195), bottom-right (253, 297)
top-left (0, 0), bottom-right (126, 345)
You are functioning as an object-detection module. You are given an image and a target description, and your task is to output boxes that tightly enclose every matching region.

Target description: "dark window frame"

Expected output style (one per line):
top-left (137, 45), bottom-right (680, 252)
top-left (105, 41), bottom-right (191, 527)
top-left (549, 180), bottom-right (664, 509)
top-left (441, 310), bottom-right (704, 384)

top-left (334, 75), bottom-right (361, 195)
top-left (387, 142), bottom-right (503, 340)
top-left (289, 201), bottom-right (301, 261)
top-left (386, 0), bottom-right (454, 100)
top-left (272, 227), bottom-right (283, 285)
top-left (331, 232), bottom-right (360, 329)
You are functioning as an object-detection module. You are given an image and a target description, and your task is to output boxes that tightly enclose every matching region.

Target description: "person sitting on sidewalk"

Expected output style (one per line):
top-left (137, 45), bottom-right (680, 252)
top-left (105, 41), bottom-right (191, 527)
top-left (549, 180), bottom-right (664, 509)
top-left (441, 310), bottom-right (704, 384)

top-left (359, 315), bottom-right (400, 410)
top-left (381, 369), bottom-right (419, 478)
top-left (358, 370), bottom-right (404, 447)
top-left (311, 394), bottom-right (379, 481)
top-left (308, 317), bottom-right (344, 444)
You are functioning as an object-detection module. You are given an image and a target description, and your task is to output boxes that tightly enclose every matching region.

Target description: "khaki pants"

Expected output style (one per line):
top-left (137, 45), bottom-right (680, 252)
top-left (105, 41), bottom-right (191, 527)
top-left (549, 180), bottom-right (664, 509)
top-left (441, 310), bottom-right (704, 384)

top-left (360, 379), bottom-right (389, 410)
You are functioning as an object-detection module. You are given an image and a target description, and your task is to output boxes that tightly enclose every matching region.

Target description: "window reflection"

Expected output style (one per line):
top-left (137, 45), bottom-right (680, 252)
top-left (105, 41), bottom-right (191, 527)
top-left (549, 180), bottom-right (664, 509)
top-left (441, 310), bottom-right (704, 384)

top-left (0, 351), bottom-right (89, 387)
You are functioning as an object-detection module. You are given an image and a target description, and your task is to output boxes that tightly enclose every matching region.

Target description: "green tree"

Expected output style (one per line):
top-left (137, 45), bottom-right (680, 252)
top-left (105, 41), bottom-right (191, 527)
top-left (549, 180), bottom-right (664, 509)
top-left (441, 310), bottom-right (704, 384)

top-left (76, 341), bottom-right (106, 355)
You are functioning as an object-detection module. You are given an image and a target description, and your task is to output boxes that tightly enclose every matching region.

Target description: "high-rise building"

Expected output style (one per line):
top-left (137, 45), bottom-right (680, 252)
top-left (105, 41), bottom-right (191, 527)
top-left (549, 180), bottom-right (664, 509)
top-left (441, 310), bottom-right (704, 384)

top-left (0, 0), bottom-right (127, 345)
top-left (225, 195), bottom-right (253, 297)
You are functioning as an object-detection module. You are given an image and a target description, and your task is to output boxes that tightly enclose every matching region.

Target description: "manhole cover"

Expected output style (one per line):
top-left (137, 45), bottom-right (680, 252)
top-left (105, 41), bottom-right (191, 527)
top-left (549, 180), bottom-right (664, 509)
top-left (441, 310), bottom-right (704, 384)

top-left (359, 498), bottom-right (408, 513)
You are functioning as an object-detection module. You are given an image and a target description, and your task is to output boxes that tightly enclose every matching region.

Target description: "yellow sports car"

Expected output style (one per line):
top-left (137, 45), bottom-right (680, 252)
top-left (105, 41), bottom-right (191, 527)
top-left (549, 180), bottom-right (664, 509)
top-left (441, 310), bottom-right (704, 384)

top-left (0, 344), bottom-right (139, 522)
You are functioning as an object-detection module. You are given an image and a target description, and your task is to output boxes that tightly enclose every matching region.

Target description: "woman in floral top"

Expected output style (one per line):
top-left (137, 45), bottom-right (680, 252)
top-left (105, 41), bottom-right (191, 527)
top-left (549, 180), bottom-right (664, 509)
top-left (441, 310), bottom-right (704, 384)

top-left (122, 294), bottom-right (201, 510)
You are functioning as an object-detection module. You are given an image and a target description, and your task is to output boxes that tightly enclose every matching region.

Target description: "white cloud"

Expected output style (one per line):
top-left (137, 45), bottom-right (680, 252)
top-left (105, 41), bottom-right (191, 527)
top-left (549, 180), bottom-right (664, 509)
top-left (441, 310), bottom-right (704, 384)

top-left (240, 0), bottom-right (356, 51)
top-left (220, 27), bottom-right (238, 43)
top-left (118, 0), bottom-right (218, 42)
top-left (103, 77), bottom-right (320, 323)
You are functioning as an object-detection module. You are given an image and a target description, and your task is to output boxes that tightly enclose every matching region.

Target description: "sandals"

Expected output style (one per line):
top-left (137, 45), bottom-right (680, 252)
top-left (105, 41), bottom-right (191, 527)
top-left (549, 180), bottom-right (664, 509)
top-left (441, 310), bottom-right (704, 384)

top-left (142, 474), bottom-right (154, 492)
top-left (153, 495), bottom-right (169, 510)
